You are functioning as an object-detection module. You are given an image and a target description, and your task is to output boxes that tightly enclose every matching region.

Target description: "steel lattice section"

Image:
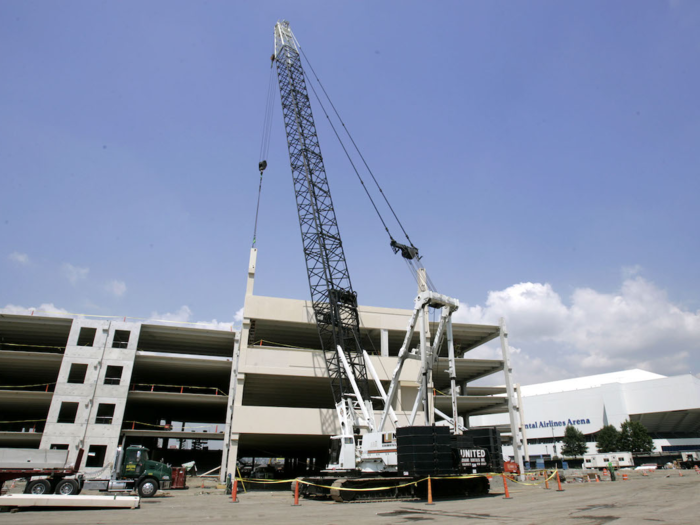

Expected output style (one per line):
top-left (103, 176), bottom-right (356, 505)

top-left (275, 41), bottom-right (371, 409)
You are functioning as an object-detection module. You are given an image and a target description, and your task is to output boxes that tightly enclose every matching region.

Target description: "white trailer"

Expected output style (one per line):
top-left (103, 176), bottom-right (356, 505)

top-left (583, 452), bottom-right (634, 469)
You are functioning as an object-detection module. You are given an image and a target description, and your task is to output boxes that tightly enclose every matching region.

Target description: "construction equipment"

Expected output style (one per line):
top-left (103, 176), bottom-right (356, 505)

top-left (83, 445), bottom-right (172, 497)
top-left (270, 20), bottom-right (503, 501)
top-left (0, 445), bottom-right (171, 498)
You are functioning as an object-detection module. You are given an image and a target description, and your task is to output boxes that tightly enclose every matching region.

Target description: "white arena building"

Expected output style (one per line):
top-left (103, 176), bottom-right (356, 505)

top-left (471, 369), bottom-right (700, 462)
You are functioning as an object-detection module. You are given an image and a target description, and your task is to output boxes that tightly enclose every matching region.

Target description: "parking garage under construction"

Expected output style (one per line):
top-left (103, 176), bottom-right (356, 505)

top-left (0, 248), bottom-right (524, 483)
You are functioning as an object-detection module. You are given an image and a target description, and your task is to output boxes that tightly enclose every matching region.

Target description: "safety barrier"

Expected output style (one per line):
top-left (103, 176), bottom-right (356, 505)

top-left (0, 342), bottom-right (65, 352)
top-left (0, 382), bottom-right (55, 392)
top-left (502, 473), bottom-right (512, 499)
top-left (227, 466), bottom-right (700, 505)
top-left (0, 418), bottom-right (47, 433)
top-left (123, 420), bottom-right (223, 431)
top-left (227, 469), bottom-right (565, 504)
top-left (130, 383), bottom-right (227, 396)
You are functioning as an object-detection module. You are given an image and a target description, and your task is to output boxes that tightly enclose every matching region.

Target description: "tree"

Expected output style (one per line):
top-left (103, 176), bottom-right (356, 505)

top-left (561, 425), bottom-right (588, 457)
top-left (596, 425), bottom-right (621, 453)
top-left (618, 420), bottom-right (654, 453)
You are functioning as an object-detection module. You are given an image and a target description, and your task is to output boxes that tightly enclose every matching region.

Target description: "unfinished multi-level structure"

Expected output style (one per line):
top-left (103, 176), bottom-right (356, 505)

top-left (0, 249), bottom-right (523, 481)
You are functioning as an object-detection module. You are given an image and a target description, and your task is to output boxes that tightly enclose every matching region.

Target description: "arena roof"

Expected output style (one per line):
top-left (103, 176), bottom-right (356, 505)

top-left (519, 369), bottom-right (666, 397)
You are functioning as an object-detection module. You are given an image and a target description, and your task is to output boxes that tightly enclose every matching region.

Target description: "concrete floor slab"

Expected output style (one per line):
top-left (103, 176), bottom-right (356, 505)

top-left (0, 494), bottom-right (139, 509)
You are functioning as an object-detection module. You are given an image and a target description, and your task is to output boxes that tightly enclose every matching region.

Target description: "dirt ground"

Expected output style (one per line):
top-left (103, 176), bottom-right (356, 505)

top-left (1, 470), bottom-right (699, 524)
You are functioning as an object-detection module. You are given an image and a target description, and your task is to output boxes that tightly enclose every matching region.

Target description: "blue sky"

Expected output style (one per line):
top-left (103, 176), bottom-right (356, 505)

top-left (2, 0), bottom-right (699, 383)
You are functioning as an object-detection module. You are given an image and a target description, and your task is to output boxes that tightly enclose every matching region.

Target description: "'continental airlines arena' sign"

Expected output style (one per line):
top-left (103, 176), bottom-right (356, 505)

top-left (525, 418), bottom-right (591, 430)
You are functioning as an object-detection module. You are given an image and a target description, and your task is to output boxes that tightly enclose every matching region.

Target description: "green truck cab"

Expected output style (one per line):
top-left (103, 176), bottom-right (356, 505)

top-left (122, 445), bottom-right (172, 496)
top-left (84, 445), bottom-right (171, 497)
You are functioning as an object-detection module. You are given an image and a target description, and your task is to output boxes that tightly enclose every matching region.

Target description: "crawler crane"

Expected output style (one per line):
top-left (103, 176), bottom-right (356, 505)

top-left (270, 20), bottom-right (502, 501)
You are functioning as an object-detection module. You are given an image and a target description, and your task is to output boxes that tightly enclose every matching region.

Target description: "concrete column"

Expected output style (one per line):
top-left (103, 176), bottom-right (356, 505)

top-left (499, 318), bottom-right (525, 479)
top-left (221, 248), bottom-right (256, 481)
top-left (246, 248), bottom-right (257, 296)
top-left (226, 433), bottom-right (240, 483)
top-left (380, 329), bottom-right (389, 357)
top-left (516, 384), bottom-right (530, 463)
top-left (221, 332), bottom-right (241, 482)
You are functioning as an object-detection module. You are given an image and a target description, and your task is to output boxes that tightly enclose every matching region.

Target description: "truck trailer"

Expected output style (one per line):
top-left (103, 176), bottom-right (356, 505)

top-left (0, 448), bottom-right (84, 496)
top-left (583, 452), bottom-right (634, 470)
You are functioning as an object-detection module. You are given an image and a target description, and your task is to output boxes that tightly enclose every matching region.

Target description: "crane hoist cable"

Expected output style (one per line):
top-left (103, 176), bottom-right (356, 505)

top-left (296, 41), bottom-right (438, 292)
top-left (297, 44), bottom-right (418, 254)
top-left (259, 61), bottom-right (277, 163)
top-left (302, 68), bottom-right (394, 243)
top-left (252, 63), bottom-right (278, 247)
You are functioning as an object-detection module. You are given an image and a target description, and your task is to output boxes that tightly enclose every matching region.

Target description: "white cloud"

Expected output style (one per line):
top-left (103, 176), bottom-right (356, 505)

top-left (151, 305), bottom-right (193, 323)
top-left (62, 263), bottom-right (89, 285)
top-left (148, 305), bottom-right (234, 331)
top-left (234, 307), bottom-right (245, 324)
top-left (8, 252), bottom-right (30, 266)
top-left (1, 303), bottom-right (71, 317)
top-left (621, 264), bottom-right (642, 279)
top-left (456, 282), bottom-right (568, 340)
top-left (455, 273), bottom-right (700, 384)
top-left (105, 280), bottom-right (127, 297)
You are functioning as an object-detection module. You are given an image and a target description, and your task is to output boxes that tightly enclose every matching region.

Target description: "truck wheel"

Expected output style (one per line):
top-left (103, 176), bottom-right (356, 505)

top-left (25, 479), bottom-right (52, 495)
top-left (55, 479), bottom-right (80, 495)
top-left (138, 478), bottom-right (158, 498)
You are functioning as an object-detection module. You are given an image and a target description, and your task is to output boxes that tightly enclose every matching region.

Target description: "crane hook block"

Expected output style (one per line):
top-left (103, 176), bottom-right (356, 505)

top-left (258, 160), bottom-right (268, 173)
top-left (391, 240), bottom-right (420, 261)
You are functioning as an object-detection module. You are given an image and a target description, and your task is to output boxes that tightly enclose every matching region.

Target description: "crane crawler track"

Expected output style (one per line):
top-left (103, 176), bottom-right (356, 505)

top-left (293, 475), bottom-right (490, 503)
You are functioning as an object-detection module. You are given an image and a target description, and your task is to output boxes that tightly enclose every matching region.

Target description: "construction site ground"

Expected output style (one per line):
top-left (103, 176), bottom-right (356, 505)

top-left (1, 470), bottom-right (699, 524)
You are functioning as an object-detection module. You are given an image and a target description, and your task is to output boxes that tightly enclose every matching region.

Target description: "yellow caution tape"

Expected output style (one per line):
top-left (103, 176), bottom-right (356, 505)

top-left (241, 478), bottom-right (297, 484)
top-left (0, 419), bottom-right (47, 424)
top-left (236, 466), bottom-right (247, 493)
top-left (0, 382), bottom-right (55, 389)
top-left (130, 383), bottom-right (227, 396)
top-left (250, 339), bottom-right (316, 350)
top-left (124, 420), bottom-right (224, 431)
top-left (236, 477), bottom-right (427, 491)
top-left (505, 470), bottom-right (559, 486)
top-left (0, 343), bottom-right (65, 351)
top-left (235, 473), bottom-right (509, 492)
top-left (124, 421), bottom-right (169, 429)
